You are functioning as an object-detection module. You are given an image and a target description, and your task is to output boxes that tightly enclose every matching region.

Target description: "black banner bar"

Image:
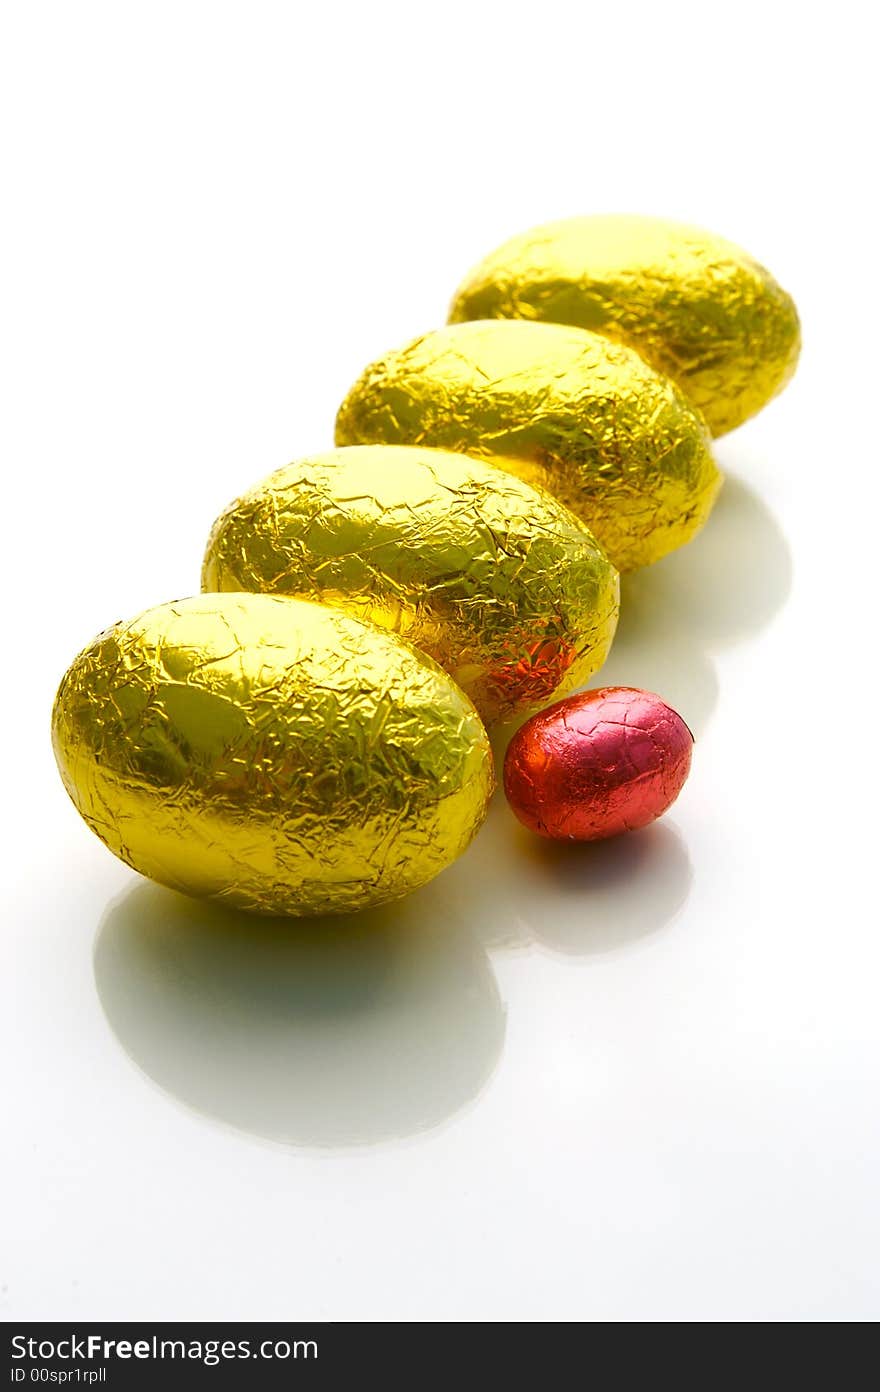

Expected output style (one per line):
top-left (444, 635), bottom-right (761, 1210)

top-left (5, 1323), bottom-right (559, 1386)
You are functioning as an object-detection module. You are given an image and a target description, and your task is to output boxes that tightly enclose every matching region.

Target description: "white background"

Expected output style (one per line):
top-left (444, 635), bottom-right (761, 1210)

top-left (2, 0), bottom-right (878, 1322)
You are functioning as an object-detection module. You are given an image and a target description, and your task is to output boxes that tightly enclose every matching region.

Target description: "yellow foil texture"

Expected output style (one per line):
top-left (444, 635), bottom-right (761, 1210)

top-left (335, 320), bottom-right (721, 572)
top-left (51, 593), bottom-right (494, 915)
top-left (449, 215), bottom-right (801, 437)
top-left (202, 445), bottom-right (619, 726)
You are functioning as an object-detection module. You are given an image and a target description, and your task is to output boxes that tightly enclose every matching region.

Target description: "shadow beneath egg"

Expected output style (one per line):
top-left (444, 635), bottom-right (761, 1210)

top-left (467, 797), bottom-right (693, 959)
top-left (487, 604), bottom-right (717, 758)
top-left (621, 468), bottom-right (793, 653)
top-left (94, 879), bottom-right (505, 1150)
top-left (91, 796), bottom-right (693, 1147)
top-left (490, 471), bottom-right (789, 749)
top-left (594, 581), bottom-right (719, 737)
top-left (514, 820), bottom-right (693, 957)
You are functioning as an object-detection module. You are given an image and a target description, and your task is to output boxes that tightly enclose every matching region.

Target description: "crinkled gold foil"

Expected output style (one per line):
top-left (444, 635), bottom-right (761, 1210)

top-left (448, 215), bottom-right (801, 437)
top-left (51, 593), bottom-right (494, 916)
top-left (335, 321), bottom-right (721, 572)
top-left (202, 445), bottom-right (619, 726)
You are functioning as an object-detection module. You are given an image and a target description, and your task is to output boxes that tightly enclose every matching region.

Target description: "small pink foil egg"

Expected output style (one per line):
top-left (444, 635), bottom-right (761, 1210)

top-left (503, 686), bottom-right (693, 841)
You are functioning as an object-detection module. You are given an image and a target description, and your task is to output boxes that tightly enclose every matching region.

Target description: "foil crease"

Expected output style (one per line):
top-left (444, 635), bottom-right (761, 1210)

top-left (51, 593), bottom-right (494, 916)
top-left (503, 686), bottom-right (693, 841)
top-left (202, 445), bottom-right (620, 727)
top-left (449, 215), bottom-right (801, 438)
top-left (334, 320), bottom-right (721, 573)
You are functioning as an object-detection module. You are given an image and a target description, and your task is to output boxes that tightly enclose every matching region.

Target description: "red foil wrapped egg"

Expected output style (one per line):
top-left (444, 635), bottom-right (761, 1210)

top-left (503, 687), bottom-right (693, 841)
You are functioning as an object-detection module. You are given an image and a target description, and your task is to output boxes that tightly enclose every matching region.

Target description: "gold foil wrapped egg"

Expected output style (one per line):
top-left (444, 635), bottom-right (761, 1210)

top-left (52, 593), bottom-right (494, 916)
top-left (448, 215), bottom-right (801, 437)
top-left (335, 320), bottom-right (721, 572)
top-left (202, 445), bottom-right (619, 726)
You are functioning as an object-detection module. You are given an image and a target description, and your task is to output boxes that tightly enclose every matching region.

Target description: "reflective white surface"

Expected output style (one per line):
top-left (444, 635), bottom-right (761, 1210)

top-left (2, 0), bottom-right (878, 1321)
